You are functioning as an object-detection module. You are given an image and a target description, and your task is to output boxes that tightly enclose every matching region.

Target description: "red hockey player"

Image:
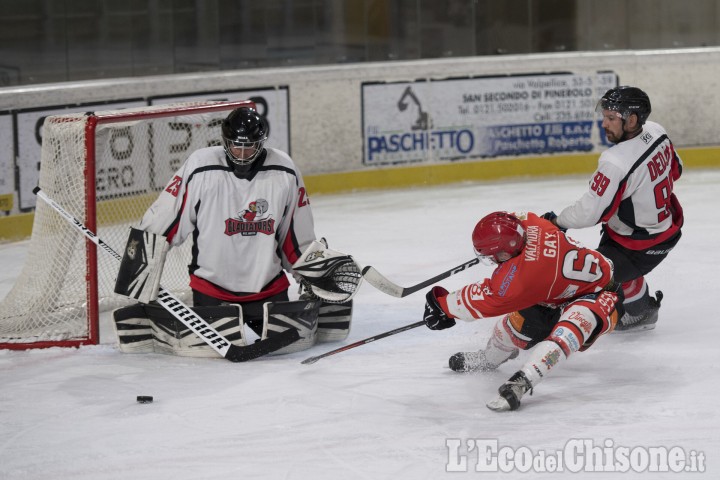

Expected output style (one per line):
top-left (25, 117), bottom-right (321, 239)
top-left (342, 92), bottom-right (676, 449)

top-left (422, 211), bottom-right (623, 411)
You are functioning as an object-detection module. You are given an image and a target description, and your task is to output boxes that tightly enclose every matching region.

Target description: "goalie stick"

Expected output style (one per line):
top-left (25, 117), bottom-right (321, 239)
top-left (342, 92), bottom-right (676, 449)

top-left (34, 187), bottom-right (299, 362)
top-left (361, 257), bottom-right (480, 298)
top-left (301, 320), bottom-right (424, 365)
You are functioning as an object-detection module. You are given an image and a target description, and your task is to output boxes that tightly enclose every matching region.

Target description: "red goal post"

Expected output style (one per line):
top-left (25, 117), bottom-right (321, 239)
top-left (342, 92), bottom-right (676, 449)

top-left (0, 100), bottom-right (255, 350)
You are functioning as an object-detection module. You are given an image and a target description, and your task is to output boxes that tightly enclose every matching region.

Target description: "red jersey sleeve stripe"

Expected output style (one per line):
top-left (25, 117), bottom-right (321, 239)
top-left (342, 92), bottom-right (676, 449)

top-left (163, 188), bottom-right (190, 242)
top-left (281, 217), bottom-right (303, 264)
top-left (599, 181), bottom-right (627, 224)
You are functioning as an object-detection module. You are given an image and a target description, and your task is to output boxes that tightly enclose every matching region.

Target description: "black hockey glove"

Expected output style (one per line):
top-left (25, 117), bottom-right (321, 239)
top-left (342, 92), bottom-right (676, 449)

top-left (424, 286), bottom-right (456, 331)
top-left (541, 211), bottom-right (567, 232)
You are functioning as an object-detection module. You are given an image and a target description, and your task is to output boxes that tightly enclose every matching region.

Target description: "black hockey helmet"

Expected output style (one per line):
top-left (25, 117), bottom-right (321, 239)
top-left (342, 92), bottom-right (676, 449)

top-left (596, 86), bottom-right (652, 125)
top-left (221, 107), bottom-right (268, 166)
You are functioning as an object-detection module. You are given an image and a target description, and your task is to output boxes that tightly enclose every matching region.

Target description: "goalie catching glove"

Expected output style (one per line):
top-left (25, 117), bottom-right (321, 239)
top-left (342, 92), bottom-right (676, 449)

top-left (292, 238), bottom-right (362, 303)
top-left (114, 227), bottom-right (169, 304)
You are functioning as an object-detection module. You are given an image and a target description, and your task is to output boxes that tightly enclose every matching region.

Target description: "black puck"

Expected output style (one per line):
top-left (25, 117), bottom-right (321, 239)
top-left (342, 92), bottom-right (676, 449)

top-left (136, 395), bottom-right (154, 404)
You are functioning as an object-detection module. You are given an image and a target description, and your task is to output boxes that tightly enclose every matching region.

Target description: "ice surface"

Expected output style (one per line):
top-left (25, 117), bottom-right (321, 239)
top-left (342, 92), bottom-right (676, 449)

top-left (1, 171), bottom-right (717, 479)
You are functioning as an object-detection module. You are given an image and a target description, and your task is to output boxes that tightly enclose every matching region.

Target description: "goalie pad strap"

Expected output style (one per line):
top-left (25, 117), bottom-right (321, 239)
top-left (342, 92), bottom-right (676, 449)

top-left (114, 227), bottom-right (169, 304)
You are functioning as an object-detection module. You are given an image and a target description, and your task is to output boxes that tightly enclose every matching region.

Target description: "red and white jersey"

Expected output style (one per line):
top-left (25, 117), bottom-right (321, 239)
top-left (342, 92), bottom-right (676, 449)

top-left (139, 146), bottom-right (315, 302)
top-left (557, 121), bottom-right (683, 250)
top-left (440, 213), bottom-right (614, 321)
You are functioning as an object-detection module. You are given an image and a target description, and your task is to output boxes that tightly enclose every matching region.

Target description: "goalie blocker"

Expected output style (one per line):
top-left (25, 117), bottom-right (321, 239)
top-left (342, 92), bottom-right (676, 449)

top-left (114, 227), bottom-right (169, 304)
top-left (113, 297), bottom-right (353, 358)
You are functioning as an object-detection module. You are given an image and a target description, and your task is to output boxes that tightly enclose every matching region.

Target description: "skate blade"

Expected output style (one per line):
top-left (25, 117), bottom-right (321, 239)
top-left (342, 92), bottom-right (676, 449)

top-left (614, 323), bottom-right (657, 333)
top-left (486, 396), bottom-right (512, 412)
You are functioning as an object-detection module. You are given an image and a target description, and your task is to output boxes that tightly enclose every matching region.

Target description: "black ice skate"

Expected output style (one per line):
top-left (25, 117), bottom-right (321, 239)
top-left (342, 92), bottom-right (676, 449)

top-left (448, 348), bottom-right (519, 372)
top-left (615, 290), bottom-right (663, 332)
top-left (486, 370), bottom-right (533, 412)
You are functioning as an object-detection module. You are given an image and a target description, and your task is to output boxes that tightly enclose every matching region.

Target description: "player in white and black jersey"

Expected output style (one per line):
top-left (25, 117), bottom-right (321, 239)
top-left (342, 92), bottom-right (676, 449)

top-left (545, 86), bottom-right (683, 331)
top-left (138, 107), bottom-right (315, 308)
top-left (111, 107), bottom-right (356, 357)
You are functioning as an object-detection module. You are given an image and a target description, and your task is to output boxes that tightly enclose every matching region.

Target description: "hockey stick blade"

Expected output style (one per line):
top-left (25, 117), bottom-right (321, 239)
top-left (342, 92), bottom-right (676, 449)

top-left (301, 320), bottom-right (425, 365)
top-left (34, 186), bottom-right (297, 362)
top-left (225, 329), bottom-right (300, 362)
top-left (361, 257), bottom-right (480, 298)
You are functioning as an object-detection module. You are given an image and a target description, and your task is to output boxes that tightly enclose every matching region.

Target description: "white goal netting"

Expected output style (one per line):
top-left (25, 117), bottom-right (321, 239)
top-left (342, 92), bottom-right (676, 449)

top-left (0, 100), bottom-right (253, 348)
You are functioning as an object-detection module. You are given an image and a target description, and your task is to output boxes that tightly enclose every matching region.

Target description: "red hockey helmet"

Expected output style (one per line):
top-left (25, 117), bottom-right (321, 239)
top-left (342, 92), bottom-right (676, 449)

top-left (472, 212), bottom-right (526, 264)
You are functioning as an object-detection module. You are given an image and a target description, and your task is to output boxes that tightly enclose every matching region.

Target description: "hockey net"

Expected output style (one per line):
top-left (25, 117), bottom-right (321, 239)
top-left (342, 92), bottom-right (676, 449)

top-left (0, 100), bottom-right (255, 349)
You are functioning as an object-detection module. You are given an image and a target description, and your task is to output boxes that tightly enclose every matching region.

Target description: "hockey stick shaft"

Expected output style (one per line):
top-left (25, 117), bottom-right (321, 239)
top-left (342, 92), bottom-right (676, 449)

top-left (34, 187), bottom-right (298, 362)
top-left (301, 320), bottom-right (425, 365)
top-left (361, 257), bottom-right (480, 298)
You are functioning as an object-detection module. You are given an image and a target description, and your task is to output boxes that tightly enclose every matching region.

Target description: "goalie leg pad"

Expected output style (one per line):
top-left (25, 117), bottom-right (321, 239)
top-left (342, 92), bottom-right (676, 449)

top-left (113, 304), bottom-right (246, 358)
top-left (261, 299), bottom-right (321, 355)
top-left (114, 227), bottom-right (170, 304)
top-left (112, 304), bottom-right (154, 353)
top-left (317, 299), bottom-right (353, 343)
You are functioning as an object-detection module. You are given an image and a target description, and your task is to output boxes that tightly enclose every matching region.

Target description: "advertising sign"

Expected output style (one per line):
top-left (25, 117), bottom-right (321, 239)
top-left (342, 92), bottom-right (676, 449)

top-left (362, 72), bottom-right (617, 165)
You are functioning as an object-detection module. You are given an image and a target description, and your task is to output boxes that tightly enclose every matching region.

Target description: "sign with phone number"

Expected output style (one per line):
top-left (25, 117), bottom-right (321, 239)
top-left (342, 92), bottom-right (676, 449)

top-left (362, 72), bottom-right (618, 165)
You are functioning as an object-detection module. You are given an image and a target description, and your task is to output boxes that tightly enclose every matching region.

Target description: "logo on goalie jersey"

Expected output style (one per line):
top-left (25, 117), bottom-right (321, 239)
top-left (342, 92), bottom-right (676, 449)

top-left (224, 199), bottom-right (276, 237)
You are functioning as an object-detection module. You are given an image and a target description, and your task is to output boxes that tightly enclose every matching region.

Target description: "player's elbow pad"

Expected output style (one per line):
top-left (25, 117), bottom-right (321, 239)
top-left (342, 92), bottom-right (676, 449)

top-left (114, 227), bottom-right (170, 304)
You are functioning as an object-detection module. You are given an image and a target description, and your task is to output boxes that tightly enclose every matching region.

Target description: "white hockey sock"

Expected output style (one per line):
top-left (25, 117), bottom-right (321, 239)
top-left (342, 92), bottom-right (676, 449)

top-left (483, 316), bottom-right (524, 366)
top-left (521, 305), bottom-right (598, 387)
top-left (521, 340), bottom-right (567, 387)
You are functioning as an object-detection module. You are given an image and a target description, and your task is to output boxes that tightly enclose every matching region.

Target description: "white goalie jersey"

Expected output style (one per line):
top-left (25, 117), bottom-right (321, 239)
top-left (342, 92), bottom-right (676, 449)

top-left (139, 146), bottom-right (316, 302)
top-left (556, 121), bottom-right (683, 250)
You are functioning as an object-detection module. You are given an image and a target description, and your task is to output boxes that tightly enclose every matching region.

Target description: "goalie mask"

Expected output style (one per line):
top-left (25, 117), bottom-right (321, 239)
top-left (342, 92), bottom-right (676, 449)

top-left (293, 239), bottom-right (363, 303)
top-left (222, 107), bottom-right (268, 166)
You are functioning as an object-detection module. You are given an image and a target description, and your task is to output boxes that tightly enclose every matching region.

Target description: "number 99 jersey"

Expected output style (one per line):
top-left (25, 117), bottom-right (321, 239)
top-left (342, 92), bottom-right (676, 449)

top-left (556, 120), bottom-right (683, 251)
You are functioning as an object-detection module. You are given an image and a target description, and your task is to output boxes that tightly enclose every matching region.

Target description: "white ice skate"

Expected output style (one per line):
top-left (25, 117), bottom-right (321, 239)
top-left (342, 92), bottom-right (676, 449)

top-left (448, 348), bottom-right (519, 373)
top-left (486, 371), bottom-right (533, 412)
